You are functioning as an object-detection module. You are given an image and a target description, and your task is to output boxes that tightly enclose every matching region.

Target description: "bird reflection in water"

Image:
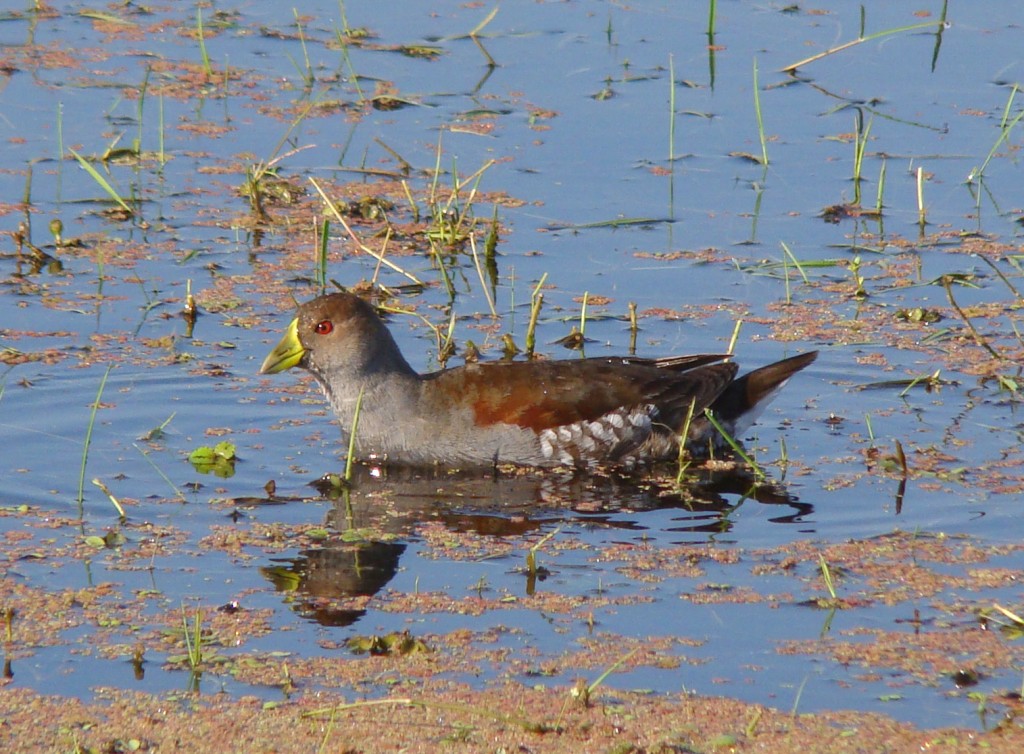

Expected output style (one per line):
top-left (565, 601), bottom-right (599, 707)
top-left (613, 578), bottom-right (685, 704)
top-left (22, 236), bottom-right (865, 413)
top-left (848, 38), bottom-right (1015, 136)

top-left (255, 463), bottom-right (814, 626)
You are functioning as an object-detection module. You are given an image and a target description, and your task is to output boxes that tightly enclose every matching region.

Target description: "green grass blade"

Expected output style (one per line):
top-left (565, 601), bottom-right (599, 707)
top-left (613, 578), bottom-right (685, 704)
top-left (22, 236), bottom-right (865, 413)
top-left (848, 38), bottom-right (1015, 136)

top-left (344, 387), bottom-right (365, 482)
top-left (78, 365), bottom-right (113, 505)
top-left (68, 148), bottom-right (134, 214)
top-left (781, 20), bottom-right (946, 73)
top-left (703, 408), bottom-right (765, 481)
top-left (753, 58), bottom-right (768, 166)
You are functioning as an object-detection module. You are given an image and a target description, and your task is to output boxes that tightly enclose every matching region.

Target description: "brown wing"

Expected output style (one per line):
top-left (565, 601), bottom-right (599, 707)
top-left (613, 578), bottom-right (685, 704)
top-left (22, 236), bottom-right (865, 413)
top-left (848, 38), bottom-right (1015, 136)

top-left (424, 358), bottom-right (739, 433)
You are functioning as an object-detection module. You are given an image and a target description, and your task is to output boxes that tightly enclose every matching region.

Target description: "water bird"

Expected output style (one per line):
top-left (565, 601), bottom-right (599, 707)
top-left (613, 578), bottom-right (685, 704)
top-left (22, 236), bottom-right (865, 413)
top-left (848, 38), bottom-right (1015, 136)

top-left (261, 292), bottom-right (817, 469)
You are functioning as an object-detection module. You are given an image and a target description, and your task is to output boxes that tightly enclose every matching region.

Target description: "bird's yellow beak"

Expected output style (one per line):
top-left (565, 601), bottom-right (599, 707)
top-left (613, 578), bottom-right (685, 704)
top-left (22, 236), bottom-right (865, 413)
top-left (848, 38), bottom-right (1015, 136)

top-left (260, 318), bottom-right (304, 374)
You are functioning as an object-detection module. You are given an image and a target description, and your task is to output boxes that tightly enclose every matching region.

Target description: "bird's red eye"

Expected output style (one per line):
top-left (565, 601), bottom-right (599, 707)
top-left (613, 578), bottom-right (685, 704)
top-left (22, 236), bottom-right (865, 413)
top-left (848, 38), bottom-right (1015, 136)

top-left (314, 320), bottom-right (333, 335)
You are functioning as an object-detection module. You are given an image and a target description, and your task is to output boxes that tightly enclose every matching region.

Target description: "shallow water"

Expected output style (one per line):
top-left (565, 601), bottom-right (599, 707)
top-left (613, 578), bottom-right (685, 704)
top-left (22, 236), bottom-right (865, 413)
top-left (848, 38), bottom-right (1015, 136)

top-left (1, 0), bottom-right (1023, 732)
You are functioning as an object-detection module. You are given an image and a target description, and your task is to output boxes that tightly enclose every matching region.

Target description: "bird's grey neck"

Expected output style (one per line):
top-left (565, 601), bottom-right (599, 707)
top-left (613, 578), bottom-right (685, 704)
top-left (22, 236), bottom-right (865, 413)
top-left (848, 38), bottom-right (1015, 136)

top-left (308, 361), bottom-right (419, 429)
top-left (312, 367), bottom-right (422, 461)
top-left (308, 357), bottom-right (416, 397)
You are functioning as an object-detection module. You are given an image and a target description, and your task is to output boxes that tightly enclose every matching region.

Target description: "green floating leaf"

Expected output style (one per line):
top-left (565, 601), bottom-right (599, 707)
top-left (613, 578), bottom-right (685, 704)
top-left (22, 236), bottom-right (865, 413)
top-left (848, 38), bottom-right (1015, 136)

top-left (347, 630), bottom-right (430, 656)
top-left (188, 441), bottom-right (237, 478)
top-left (188, 447), bottom-right (215, 465)
top-left (103, 530), bottom-right (127, 548)
top-left (397, 45), bottom-right (443, 59)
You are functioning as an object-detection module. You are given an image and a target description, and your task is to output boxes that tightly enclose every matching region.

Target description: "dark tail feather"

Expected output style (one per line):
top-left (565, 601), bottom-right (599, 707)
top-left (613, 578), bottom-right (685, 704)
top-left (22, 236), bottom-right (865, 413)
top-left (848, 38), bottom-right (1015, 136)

top-left (709, 351), bottom-right (818, 430)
